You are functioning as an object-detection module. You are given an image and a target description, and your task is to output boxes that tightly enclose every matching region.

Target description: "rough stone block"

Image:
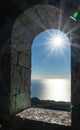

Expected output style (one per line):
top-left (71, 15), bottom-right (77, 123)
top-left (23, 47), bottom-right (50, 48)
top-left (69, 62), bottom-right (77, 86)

top-left (11, 48), bottom-right (18, 65)
top-left (12, 19), bottom-right (34, 44)
top-left (19, 53), bottom-right (31, 68)
top-left (21, 11), bottom-right (44, 35)
top-left (34, 5), bottom-right (50, 27)
top-left (20, 67), bottom-right (31, 93)
top-left (11, 65), bottom-right (20, 95)
top-left (11, 40), bottom-right (31, 55)
top-left (15, 92), bottom-right (31, 112)
top-left (10, 92), bottom-right (31, 114)
top-left (11, 65), bottom-right (31, 95)
top-left (10, 95), bottom-right (16, 114)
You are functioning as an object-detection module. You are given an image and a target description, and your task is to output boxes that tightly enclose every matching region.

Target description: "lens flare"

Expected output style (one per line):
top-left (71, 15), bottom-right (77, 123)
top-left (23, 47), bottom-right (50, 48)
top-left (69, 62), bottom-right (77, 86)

top-left (0, 124), bottom-right (2, 129)
top-left (46, 29), bottom-right (70, 56)
top-left (73, 11), bottom-right (79, 18)
top-left (52, 35), bottom-right (64, 47)
top-left (70, 11), bottom-right (79, 21)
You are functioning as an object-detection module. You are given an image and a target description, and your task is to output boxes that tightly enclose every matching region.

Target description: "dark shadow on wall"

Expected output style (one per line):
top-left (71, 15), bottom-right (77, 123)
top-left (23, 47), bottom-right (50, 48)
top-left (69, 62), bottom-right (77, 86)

top-left (0, 115), bottom-right (71, 130)
top-left (0, 21), bottom-right (12, 114)
top-left (0, 0), bottom-right (24, 115)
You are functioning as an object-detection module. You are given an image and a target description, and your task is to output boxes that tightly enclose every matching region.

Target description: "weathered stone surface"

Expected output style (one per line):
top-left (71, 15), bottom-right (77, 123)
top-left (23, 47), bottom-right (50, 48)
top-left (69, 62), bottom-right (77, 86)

top-left (11, 65), bottom-right (30, 95)
top-left (33, 5), bottom-right (54, 28)
top-left (0, 1), bottom-right (80, 129)
top-left (26, 5), bottom-right (50, 28)
top-left (11, 4), bottom-right (72, 115)
top-left (17, 108), bottom-right (71, 126)
top-left (10, 95), bottom-right (16, 114)
top-left (15, 92), bottom-right (31, 112)
top-left (12, 19), bottom-right (34, 44)
top-left (19, 53), bottom-right (31, 68)
top-left (20, 16), bottom-right (44, 36)
top-left (11, 40), bottom-right (31, 55)
top-left (11, 48), bottom-right (18, 65)
top-left (11, 65), bottom-right (20, 95)
top-left (71, 34), bottom-right (80, 106)
top-left (10, 92), bottom-right (31, 114)
top-left (19, 67), bottom-right (31, 93)
top-left (70, 34), bottom-right (80, 129)
top-left (71, 60), bottom-right (80, 106)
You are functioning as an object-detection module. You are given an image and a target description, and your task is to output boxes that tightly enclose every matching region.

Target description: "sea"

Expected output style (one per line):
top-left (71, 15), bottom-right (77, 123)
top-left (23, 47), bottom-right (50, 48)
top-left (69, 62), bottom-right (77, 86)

top-left (31, 78), bottom-right (71, 102)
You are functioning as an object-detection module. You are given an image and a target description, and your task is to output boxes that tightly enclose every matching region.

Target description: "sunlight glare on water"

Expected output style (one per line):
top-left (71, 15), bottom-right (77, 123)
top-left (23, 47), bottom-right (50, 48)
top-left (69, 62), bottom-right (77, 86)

top-left (38, 78), bottom-right (71, 102)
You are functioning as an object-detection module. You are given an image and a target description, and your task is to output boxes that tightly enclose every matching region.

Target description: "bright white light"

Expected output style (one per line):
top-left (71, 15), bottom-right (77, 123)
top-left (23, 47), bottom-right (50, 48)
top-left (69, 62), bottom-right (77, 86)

top-left (41, 79), bottom-right (71, 101)
top-left (70, 16), bottom-right (77, 21)
top-left (53, 35), bottom-right (64, 47)
top-left (46, 29), bottom-right (70, 56)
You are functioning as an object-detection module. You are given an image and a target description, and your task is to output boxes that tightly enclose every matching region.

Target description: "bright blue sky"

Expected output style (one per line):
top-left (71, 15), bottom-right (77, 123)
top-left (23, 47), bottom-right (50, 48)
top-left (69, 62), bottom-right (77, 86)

top-left (31, 29), bottom-right (71, 79)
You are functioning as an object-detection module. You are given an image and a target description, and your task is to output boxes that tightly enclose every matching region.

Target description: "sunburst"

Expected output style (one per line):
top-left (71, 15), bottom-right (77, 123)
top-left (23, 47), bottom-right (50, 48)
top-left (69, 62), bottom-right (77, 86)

top-left (45, 29), bottom-right (70, 56)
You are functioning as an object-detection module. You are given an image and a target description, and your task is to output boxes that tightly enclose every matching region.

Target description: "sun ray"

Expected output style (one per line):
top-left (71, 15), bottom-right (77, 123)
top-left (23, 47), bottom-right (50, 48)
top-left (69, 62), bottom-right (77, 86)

top-left (71, 43), bottom-right (80, 48)
top-left (67, 23), bottom-right (80, 35)
top-left (58, 10), bottom-right (62, 30)
top-left (43, 29), bottom-right (70, 58)
top-left (62, 18), bottom-right (70, 32)
top-left (58, 0), bottom-right (66, 30)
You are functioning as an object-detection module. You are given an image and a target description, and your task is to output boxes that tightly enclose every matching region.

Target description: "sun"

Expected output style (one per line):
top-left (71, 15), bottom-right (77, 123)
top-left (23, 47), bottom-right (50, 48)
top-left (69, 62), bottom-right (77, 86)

top-left (46, 29), bottom-right (70, 56)
top-left (53, 35), bottom-right (64, 47)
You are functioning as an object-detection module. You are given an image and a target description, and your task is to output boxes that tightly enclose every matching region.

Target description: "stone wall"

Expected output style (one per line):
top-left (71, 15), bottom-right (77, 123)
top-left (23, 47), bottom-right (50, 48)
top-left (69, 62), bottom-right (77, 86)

top-left (70, 32), bottom-right (80, 129)
top-left (11, 4), bottom-right (71, 114)
top-left (0, 2), bottom-right (80, 129)
top-left (10, 41), bottom-right (31, 113)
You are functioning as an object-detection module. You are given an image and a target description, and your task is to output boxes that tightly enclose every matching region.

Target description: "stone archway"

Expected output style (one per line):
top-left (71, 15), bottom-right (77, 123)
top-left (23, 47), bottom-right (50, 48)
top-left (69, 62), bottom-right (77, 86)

top-left (11, 4), bottom-right (72, 114)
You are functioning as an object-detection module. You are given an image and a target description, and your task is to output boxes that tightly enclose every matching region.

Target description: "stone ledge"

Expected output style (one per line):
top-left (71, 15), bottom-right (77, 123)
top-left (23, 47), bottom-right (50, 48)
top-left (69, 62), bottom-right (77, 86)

top-left (16, 107), bottom-right (71, 126)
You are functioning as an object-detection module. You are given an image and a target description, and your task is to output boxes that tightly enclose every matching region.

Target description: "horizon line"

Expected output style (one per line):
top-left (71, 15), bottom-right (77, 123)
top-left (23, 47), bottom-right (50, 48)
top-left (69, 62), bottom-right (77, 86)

top-left (31, 77), bottom-right (71, 80)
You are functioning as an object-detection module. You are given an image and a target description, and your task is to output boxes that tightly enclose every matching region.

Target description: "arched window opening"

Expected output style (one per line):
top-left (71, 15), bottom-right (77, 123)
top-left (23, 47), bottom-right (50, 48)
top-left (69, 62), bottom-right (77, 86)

top-left (31, 29), bottom-right (71, 113)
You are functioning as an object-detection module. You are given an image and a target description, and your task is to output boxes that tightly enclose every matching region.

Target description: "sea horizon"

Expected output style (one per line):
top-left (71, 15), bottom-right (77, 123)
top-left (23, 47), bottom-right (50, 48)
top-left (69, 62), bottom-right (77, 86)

top-left (31, 78), bottom-right (71, 102)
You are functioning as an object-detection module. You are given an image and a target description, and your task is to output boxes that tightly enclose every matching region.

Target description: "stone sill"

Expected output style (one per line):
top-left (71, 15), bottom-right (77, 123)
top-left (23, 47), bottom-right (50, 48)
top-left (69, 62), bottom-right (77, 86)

top-left (16, 107), bottom-right (71, 126)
